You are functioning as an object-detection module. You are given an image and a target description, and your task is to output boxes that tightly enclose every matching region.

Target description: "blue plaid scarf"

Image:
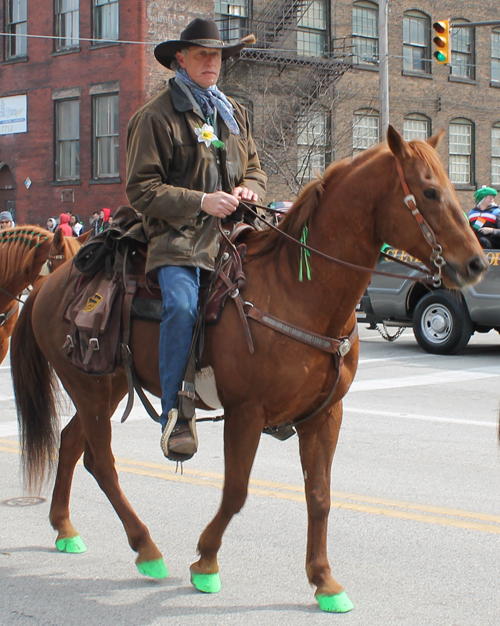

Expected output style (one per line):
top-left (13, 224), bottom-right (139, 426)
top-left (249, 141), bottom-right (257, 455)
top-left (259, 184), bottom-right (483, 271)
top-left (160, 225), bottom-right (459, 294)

top-left (176, 68), bottom-right (240, 135)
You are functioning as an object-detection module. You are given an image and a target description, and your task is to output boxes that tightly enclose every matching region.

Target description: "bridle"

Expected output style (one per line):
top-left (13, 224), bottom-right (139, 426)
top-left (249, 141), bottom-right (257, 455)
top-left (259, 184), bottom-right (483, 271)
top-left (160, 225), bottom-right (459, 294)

top-left (241, 156), bottom-right (446, 287)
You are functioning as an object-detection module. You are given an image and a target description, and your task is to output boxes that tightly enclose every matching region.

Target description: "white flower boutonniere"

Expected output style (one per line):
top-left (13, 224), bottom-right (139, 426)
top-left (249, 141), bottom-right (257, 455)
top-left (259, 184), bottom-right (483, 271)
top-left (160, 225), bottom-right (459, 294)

top-left (195, 123), bottom-right (225, 149)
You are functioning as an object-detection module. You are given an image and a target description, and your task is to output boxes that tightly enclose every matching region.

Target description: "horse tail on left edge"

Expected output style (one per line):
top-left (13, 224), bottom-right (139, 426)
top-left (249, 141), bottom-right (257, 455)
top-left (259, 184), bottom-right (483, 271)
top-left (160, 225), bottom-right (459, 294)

top-left (11, 284), bottom-right (59, 493)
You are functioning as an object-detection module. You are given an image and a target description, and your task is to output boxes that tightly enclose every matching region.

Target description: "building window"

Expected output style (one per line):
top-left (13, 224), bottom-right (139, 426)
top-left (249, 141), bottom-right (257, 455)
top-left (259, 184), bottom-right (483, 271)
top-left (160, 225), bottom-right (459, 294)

top-left (492, 29), bottom-right (500, 84)
top-left (93, 94), bottom-right (119, 178)
top-left (451, 20), bottom-right (475, 80)
top-left (403, 11), bottom-right (430, 74)
top-left (449, 119), bottom-right (473, 185)
top-left (297, 0), bottom-right (327, 58)
top-left (93, 0), bottom-right (119, 42)
top-left (297, 110), bottom-right (328, 181)
top-left (353, 109), bottom-right (379, 154)
top-left (215, 1), bottom-right (248, 43)
top-left (352, 1), bottom-right (378, 65)
top-left (55, 0), bottom-right (79, 50)
top-left (5, 0), bottom-right (27, 59)
top-left (403, 114), bottom-right (430, 142)
top-left (492, 124), bottom-right (500, 185)
top-left (55, 99), bottom-right (80, 181)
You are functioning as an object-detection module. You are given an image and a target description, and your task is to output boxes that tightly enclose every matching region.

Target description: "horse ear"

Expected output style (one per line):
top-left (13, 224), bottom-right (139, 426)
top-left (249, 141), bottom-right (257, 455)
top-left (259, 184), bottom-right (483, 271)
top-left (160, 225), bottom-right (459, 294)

top-left (387, 125), bottom-right (412, 161)
top-left (426, 129), bottom-right (445, 149)
top-left (53, 228), bottom-right (63, 247)
top-left (76, 230), bottom-right (92, 245)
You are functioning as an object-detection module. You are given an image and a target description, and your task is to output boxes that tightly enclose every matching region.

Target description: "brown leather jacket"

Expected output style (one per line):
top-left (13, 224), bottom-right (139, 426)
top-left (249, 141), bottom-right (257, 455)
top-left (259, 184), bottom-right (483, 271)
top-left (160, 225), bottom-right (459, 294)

top-left (126, 78), bottom-right (267, 273)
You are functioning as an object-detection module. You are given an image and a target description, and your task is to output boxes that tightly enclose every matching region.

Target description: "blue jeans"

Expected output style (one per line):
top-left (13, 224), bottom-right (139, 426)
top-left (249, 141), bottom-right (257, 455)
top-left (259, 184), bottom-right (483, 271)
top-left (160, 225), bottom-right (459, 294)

top-left (157, 265), bottom-right (200, 429)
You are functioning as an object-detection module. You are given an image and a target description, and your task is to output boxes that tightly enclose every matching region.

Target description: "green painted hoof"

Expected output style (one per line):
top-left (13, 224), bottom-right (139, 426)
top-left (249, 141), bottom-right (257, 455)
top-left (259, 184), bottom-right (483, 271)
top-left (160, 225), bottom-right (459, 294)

top-left (317, 591), bottom-right (354, 613)
top-left (136, 558), bottom-right (169, 579)
top-left (55, 535), bottom-right (87, 554)
top-left (190, 570), bottom-right (222, 593)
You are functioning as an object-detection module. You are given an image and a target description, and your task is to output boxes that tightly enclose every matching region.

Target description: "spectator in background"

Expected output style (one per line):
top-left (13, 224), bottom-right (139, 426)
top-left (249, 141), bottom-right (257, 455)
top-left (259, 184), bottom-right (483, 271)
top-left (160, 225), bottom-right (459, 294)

top-left (0, 211), bottom-right (15, 229)
top-left (57, 213), bottom-right (73, 237)
top-left (46, 217), bottom-right (58, 232)
top-left (468, 186), bottom-right (500, 249)
top-left (90, 211), bottom-right (100, 236)
top-left (70, 214), bottom-right (84, 236)
top-left (98, 208), bottom-right (111, 232)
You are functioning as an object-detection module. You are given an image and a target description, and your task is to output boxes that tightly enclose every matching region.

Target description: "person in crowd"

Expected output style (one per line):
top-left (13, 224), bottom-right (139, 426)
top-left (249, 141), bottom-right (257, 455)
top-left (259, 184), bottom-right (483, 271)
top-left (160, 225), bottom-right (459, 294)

top-left (0, 211), bottom-right (15, 229)
top-left (468, 186), bottom-right (500, 249)
top-left (70, 214), bottom-right (84, 237)
top-left (46, 217), bottom-right (58, 232)
top-left (98, 208), bottom-right (111, 232)
top-left (126, 17), bottom-right (266, 461)
top-left (90, 211), bottom-right (100, 236)
top-left (56, 213), bottom-right (73, 237)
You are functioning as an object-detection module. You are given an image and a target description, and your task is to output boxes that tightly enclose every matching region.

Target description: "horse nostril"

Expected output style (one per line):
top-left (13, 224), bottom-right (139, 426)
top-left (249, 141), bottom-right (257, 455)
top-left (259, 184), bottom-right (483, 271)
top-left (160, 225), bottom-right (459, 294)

top-left (467, 255), bottom-right (488, 278)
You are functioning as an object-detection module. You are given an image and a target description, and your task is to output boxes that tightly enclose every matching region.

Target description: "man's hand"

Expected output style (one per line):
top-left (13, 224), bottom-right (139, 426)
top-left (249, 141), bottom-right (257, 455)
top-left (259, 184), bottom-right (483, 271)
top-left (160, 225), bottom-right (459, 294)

top-left (202, 191), bottom-right (239, 217)
top-left (232, 187), bottom-right (259, 203)
top-left (479, 227), bottom-right (494, 235)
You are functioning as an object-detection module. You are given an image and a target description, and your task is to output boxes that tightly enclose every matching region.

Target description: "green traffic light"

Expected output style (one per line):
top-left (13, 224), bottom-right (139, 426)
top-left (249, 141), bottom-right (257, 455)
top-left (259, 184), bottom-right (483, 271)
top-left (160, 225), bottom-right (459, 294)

top-left (433, 50), bottom-right (446, 62)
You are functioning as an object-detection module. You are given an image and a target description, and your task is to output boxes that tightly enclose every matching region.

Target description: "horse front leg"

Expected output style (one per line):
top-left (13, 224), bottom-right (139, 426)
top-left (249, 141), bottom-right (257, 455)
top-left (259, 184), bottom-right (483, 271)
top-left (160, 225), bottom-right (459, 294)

top-left (297, 401), bottom-right (354, 613)
top-left (49, 414), bottom-right (87, 553)
top-left (190, 407), bottom-right (263, 593)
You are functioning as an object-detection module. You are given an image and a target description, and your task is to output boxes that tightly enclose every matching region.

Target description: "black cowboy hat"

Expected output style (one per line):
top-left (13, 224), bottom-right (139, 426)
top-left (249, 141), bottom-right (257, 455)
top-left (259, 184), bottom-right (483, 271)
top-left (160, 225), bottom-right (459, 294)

top-left (154, 17), bottom-right (255, 69)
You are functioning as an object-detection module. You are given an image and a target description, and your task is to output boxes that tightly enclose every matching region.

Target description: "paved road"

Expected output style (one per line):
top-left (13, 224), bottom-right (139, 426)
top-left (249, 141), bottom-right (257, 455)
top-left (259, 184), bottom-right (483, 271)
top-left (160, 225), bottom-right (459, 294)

top-left (1, 325), bottom-right (500, 625)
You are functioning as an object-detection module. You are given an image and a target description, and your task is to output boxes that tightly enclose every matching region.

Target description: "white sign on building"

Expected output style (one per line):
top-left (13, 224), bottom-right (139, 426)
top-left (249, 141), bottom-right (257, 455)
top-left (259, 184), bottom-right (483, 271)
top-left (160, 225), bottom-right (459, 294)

top-left (0, 95), bottom-right (27, 135)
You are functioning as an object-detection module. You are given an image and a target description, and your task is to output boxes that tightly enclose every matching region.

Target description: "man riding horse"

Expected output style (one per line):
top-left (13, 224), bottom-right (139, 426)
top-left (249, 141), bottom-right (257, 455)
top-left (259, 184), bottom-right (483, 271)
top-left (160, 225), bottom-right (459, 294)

top-left (126, 17), bottom-right (267, 461)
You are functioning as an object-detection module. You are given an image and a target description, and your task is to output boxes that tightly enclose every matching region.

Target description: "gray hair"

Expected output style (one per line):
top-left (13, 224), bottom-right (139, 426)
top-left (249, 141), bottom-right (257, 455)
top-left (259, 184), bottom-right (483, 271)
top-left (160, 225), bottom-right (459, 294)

top-left (170, 47), bottom-right (192, 70)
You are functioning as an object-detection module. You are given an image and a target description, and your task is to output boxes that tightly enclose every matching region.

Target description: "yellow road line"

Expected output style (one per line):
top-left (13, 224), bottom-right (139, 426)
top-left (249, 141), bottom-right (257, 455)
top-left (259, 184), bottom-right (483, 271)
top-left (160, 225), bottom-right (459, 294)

top-left (3, 439), bottom-right (500, 534)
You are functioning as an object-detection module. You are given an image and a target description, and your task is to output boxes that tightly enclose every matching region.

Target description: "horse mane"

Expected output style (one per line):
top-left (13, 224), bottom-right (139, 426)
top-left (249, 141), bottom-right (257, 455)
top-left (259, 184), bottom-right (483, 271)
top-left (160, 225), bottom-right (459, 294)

top-left (0, 226), bottom-right (54, 286)
top-left (61, 234), bottom-right (82, 257)
top-left (407, 139), bottom-right (449, 182)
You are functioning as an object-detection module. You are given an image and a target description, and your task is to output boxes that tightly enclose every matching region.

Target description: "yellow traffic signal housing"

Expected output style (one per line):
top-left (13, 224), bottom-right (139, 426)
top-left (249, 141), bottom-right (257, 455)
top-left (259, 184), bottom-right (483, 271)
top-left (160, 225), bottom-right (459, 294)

top-left (433, 20), bottom-right (451, 64)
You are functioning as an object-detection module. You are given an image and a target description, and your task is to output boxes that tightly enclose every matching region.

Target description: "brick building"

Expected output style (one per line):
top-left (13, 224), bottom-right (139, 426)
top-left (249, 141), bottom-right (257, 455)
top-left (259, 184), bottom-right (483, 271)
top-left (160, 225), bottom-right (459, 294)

top-left (1, 1), bottom-right (500, 224)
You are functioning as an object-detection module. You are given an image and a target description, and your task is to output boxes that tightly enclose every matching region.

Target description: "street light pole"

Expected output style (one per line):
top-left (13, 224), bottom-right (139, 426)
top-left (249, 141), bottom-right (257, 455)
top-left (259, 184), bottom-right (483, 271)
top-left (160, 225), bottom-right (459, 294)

top-left (379, 0), bottom-right (390, 140)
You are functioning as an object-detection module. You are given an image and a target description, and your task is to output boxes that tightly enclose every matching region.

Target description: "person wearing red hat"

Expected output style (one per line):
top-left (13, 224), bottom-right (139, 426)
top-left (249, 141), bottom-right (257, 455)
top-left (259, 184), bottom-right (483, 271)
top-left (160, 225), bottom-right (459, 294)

top-left (126, 17), bottom-right (267, 462)
top-left (56, 213), bottom-right (73, 237)
top-left (98, 208), bottom-right (111, 232)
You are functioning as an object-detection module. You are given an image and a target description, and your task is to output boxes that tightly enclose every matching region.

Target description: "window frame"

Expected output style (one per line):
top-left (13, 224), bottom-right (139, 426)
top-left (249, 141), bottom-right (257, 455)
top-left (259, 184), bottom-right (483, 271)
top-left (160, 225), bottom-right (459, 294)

top-left (296, 108), bottom-right (330, 182)
top-left (5, 0), bottom-right (28, 60)
top-left (492, 28), bottom-right (500, 85)
top-left (296, 0), bottom-right (328, 58)
top-left (403, 113), bottom-right (431, 142)
top-left (491, 123), bottom-right (500, 186)
top-left (215, 1), bottom-right (249, 44)
top-left (55, 98), bottom-right (81, 182)
top-left (450, 19), bottom-right (475, 80)
top-left (54, 0), bottom-right (80, 51)
top-left (93, 0), bottom-right (119, 43)
top-left (92, 92), bottom-right (120, 180)
top-left (402, 10), bottom-right (431, 75)
top-left (449, 118), bottom-right (474, 187)
top-left (352, 108), bottom-right (379, 154)
top-left (352, 0), bottom-right (378, 66)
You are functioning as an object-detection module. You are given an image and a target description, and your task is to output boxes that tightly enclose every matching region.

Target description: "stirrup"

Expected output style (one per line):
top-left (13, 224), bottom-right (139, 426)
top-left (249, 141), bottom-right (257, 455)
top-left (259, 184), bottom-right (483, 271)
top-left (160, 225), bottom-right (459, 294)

top-left (160, 408), bottom-right (198, 462)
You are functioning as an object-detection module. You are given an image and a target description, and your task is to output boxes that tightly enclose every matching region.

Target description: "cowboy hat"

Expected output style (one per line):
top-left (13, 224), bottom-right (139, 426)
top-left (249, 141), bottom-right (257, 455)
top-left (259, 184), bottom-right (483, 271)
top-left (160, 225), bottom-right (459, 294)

top-left (154, 17), bottom-right (255, 69)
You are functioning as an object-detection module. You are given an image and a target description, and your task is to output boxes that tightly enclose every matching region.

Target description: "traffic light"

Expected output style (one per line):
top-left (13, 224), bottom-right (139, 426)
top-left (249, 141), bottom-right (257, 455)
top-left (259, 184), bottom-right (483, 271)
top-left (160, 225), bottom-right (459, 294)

top-left (432, 20), bottom-right (451, 64)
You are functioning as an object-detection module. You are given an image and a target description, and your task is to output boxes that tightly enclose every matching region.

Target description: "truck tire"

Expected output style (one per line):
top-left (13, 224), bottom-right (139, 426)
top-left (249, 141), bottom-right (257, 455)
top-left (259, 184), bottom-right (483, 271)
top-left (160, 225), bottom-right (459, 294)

top-left (412, 291), bottom-right (473, 355)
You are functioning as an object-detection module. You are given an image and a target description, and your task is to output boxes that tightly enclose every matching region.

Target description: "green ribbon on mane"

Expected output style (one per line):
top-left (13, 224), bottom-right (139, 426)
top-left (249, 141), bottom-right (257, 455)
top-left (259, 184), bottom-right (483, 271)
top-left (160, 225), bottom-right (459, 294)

top-left (299, 225), bottom-right (312, 282)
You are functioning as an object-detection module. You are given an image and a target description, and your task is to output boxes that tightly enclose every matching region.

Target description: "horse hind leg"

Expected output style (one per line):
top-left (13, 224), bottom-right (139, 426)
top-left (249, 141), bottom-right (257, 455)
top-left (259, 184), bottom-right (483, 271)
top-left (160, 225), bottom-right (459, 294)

top-left (297, 402), bottom-right (354, 613)
top-left (50, 414), bottom-right (88, 553)
top-left (74, 376), bottom-right (168, 579)
top-left (191, 409), bottom-right (263, 593)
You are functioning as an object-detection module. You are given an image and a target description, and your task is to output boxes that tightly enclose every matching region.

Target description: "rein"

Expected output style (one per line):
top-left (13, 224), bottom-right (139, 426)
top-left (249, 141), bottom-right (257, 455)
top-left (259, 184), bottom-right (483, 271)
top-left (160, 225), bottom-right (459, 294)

top-left (240, 158), bottom-right (445, 287)
top-left (0, 300), bottom-right (19, 326)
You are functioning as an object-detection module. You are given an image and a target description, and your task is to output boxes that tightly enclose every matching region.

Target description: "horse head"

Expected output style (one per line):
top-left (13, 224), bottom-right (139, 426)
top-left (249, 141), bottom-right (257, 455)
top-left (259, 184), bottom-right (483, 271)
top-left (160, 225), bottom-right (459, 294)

top-left (383, 125), bottom-right (487, 289)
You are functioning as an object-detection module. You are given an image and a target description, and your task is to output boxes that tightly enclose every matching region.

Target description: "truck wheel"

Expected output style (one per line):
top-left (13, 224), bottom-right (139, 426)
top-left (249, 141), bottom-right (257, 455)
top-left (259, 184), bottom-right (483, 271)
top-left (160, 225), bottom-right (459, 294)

top-left (412, 291), bottom-right (472, 355)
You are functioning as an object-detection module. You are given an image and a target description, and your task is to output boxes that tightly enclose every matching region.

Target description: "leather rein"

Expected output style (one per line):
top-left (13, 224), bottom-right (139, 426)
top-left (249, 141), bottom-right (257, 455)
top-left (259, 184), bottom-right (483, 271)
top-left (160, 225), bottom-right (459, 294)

top-left (215, 158), bottom-right (446, 436)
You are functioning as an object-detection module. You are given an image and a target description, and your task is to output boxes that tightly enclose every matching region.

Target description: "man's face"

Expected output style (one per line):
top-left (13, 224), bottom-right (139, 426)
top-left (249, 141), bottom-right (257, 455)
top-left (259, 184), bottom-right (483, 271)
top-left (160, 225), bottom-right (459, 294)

top-left (176, 46), bottom-right (222, 88)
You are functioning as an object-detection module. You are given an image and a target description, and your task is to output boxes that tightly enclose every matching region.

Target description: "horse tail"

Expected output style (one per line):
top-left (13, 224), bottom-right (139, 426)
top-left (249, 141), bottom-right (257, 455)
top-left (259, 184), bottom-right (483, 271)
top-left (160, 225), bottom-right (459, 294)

top-left (11, 287), bottom-right (59, 493)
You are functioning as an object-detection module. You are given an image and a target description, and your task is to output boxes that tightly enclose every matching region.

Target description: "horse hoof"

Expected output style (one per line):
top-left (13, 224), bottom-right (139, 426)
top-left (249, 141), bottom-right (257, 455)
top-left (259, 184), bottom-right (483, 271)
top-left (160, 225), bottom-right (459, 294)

top-left (55, 535), bottom-right (87, 553)
top-left (316, 591), bottom-right (354, 613)
top-left (136, 558), bottom-right (169, 579)
top-left (190, 569), bottom-right (222, 593)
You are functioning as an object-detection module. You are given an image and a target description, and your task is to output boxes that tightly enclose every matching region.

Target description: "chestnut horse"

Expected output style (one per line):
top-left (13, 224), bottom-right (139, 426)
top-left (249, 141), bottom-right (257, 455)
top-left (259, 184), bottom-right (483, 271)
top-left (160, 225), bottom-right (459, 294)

top-left (0, 227), bottom-right (83, 364)
top-left (11, 128), bottom-right (487, 612)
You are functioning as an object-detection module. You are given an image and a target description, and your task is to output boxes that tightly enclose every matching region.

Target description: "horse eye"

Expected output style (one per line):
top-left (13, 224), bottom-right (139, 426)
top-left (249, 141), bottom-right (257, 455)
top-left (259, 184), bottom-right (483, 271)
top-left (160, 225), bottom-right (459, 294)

top-left (423, 188), bottom-right (438, 201)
